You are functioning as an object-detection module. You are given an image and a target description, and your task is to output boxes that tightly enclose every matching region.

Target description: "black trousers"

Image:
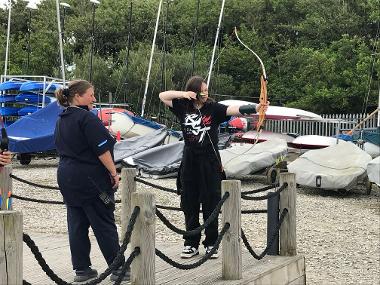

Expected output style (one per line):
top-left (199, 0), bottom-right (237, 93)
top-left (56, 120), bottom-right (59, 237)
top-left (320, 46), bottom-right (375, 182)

top-left (179, 147), bottom-right (222, 248)
top-left (66, 198), bottom-right (120, 271)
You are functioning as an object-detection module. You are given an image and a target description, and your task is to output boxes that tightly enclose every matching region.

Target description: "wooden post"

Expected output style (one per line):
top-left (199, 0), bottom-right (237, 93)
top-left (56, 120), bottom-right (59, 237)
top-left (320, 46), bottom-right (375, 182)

top-left (0, 165), bottom-right (12, 210)
top-left (120, 168), bottom-right (137, 238)
top-left (130, 192), bottom-right (155, 285)
top-left (222, 180), bottom-right (242, 280)
top-left (279, 172), bottom-right (297, 256)
top-left (0, 211), bottom-right (23, 285)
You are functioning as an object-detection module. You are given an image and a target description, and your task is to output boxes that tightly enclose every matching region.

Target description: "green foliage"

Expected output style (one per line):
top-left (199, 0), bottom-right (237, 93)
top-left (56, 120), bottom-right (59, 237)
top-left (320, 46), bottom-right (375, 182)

top-left (0, 0), bottom-right (378, 114)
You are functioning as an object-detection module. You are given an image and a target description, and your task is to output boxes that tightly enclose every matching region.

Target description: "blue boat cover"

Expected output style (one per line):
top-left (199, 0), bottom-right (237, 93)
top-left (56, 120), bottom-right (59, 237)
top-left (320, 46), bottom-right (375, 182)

top-left (5, 102), bottom-right (64, 153)
top-left (15, 93), bottom-right (52, 104)
top-left (0, 81), bottom-right (23, 91)
top-left (18, 106), bottom-right (40, 116)
top-left (0, 95), bottom-right (17, 103)
top-left (19, 81), bottom-right (62, 93)
top-left (0, 107), bottom-right (20, 116)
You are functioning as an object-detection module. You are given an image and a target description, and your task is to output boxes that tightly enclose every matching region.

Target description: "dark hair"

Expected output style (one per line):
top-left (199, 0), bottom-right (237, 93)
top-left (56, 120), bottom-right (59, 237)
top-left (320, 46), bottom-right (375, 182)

top-left (55, 80), bottom-right (93, 107)
top-left (185, 75), bottom-right (204, 93)
top-left (185, 76), bottom-right (214, 106)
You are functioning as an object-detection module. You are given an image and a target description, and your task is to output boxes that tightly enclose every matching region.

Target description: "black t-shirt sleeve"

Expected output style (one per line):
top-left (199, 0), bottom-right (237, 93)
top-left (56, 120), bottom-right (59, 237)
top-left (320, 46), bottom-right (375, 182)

top-left (82, 112), bottom-right (111, 156)
top-left (213, 102), bottom-right (231, 124)
top-left (169, 98), bottom-right (187, 118)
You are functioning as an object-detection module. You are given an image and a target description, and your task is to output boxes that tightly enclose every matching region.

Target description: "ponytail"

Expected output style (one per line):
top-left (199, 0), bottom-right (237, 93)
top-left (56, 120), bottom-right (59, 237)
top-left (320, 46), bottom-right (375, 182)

top-left (55, 80), bottom-right (93, 107)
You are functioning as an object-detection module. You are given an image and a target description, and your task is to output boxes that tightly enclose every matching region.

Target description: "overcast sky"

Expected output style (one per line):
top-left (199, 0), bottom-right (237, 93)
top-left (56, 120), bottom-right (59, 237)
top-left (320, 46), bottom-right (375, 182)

top-left (0, 0), bottom-right (41, 9)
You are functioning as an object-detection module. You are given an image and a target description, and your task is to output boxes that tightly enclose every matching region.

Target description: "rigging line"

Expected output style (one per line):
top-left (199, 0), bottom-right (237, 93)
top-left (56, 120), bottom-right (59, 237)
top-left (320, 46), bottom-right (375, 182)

top-left (361, 21), bottom-right (379, 115)
top-left (206, 0), bottom-right (226, 88)
top-left (114, 0), bottom-right (133, 103)
top-left (114, 0), bottom-right (133, 104)
top-left (141, 0), bottom-right (163, 117)
top-left (159, 0), bottom-right (170, 121)
top-left (191, 0), bottom-right (201, 75)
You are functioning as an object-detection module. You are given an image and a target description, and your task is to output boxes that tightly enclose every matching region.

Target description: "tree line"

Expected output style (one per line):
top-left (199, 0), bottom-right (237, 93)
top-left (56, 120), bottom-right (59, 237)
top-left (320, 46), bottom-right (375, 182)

top-left (0, 0), bottom-right (379, 118)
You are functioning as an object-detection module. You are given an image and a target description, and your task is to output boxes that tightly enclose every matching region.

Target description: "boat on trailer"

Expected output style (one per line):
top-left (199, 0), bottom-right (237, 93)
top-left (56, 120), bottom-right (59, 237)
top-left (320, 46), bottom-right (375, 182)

top-left (287, 141), bottom-right (372, 193)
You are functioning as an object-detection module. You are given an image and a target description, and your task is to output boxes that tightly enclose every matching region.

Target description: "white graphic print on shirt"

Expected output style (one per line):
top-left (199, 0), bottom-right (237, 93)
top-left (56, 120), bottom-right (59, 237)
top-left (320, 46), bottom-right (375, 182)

top-left (183, 113), bottom-right (211, 143)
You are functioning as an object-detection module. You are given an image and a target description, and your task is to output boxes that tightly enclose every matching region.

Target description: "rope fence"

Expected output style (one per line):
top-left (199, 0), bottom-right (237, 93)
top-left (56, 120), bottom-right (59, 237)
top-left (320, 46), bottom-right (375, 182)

top-left (2, 165), bottom-right (298, 283)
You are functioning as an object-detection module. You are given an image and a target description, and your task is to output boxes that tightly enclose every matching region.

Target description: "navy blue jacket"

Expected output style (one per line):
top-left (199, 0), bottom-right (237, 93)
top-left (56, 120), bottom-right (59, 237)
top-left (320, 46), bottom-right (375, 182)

top-left (54, 106), bottom-right (116, 206)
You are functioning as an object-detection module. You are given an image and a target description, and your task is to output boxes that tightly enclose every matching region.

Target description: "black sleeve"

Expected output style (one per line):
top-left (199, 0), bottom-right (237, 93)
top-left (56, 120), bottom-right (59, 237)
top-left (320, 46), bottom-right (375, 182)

top-left (213, 102), bottom-right (231, 124)
top-left (82, 112), bottom-right (112, 156)
top-left (169, 98), bottom-right (187, 118)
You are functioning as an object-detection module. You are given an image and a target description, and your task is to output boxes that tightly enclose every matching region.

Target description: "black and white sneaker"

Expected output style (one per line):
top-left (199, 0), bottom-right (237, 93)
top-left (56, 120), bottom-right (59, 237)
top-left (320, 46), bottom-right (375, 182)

top-left (180, 246), bottom-right (199, 258)
top-left (205, 246), bottom-right (219, 259)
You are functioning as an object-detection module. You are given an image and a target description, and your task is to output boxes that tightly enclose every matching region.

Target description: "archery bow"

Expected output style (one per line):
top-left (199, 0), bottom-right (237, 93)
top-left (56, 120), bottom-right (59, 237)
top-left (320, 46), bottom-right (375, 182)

top-left (234, 26), bottom-right (268, 132)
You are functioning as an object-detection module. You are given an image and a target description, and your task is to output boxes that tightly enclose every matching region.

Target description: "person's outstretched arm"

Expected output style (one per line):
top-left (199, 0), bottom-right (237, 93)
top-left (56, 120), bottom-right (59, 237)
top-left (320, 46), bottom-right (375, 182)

top-left (226, 102), bottom-right (270, 116)
top-left (159, 90), bottom-right (197, 107)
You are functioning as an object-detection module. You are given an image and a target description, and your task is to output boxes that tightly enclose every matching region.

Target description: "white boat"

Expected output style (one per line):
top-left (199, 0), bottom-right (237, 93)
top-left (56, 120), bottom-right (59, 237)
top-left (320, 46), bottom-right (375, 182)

top-left (106, 111), bottom-right (180, 143)
top-left (219, 100), bottom-right (322, 120)
top-left (367, 156), bottom-right (380, 186)
top-left (220, 139), bottom-right (288, 178)
top-left (288, 135), bottom-right (343, 149)
top-left (287, 141), bottom-right (372, 190)
top-left (363, 142), bottom-right (380, 158)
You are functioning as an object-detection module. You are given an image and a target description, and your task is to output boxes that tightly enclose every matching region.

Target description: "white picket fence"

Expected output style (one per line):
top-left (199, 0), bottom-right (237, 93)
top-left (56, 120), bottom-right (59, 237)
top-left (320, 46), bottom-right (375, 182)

top-left (264, 113), bottom-right (378, 136)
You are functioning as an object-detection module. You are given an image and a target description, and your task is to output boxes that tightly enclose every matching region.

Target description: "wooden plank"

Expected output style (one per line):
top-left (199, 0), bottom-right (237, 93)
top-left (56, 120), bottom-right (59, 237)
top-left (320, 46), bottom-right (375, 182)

top-left (0, 165), bottom-right (12, 210)
top-left (0, 211), bottom-right (23, 285)
top-left (131, 191), bottom-right (155, 284)
top-left (120, 168), bottom-right (136, 238)
top-left (279, 173), bottom-right (297, 256)
top-left (23, 232), bottom-right (305, 285)
top-left (222, 180), bottom-right (242, 280)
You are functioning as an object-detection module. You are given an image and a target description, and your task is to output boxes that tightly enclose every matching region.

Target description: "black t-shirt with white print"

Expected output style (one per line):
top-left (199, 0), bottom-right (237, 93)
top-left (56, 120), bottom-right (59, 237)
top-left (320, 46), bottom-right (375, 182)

top-left (170, 99), bottom-right (230, 149)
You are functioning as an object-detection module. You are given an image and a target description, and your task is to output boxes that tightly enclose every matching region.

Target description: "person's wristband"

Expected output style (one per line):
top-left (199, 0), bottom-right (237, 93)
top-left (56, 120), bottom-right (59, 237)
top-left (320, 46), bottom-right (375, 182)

top-left (239, 104), bottom-right (257, 115)
top-left (111, 173), bottom-right (118, 177)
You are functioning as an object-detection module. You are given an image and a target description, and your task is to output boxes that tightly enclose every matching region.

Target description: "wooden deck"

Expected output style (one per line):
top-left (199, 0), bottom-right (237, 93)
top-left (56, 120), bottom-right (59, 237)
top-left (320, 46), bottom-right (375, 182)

top-left (23, 232), bottom-right (305, 284)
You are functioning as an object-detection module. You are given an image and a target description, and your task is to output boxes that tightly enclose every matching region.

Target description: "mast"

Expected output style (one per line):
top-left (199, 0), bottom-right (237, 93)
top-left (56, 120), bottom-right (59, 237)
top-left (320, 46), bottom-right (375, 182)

top-left (55, 0), bottom-right (66, 85)
top-left (4, 0), bottom-right (11, 78)
top-left (123, 0), bottom-right (133, 103)
top-left (141, 0), bottom-right (163, 117)
top-left (191, 0), bottom-right (200, 75)
top-left (206, 0), bottom-right (226, 88)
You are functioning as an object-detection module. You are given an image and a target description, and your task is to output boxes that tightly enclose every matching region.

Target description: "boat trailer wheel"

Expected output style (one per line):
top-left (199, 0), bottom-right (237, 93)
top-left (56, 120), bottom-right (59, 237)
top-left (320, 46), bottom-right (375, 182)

top-left (17, 154), bottom-right (32, 165)
top-left (266, 167), bottom-right (279, 184)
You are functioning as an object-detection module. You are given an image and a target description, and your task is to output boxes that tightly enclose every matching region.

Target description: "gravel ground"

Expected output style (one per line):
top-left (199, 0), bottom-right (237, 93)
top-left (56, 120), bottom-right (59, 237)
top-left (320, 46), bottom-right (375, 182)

top-left (10, 157), bottom-right (380, 285)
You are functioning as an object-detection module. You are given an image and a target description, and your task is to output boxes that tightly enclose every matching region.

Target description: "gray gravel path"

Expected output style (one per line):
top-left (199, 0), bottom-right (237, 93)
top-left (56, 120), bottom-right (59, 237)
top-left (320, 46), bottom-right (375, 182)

top-left (10, 157), bottom-right (380, 285)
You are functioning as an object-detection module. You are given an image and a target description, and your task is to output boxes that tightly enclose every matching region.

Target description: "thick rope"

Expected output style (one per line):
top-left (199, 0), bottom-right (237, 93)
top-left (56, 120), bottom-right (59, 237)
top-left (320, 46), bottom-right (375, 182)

top-left (155, 192), bottom-right (229, 236)
top-left (23, 206), bottom-right (140, 285)
top-left (241, 183), bottom-right (279, 195)
top-left (241, 183), bottom-right (287, 201)
top-left (11, 194), bottom-right (65, 205)
top-left (241, 208), bottom-right (288, 260)
top-left (10, 174), bottom-right (60, 190)
top-left (155, 223), bottom-right (230, 269)
top-left (134, 177), bottom-right (177, 194)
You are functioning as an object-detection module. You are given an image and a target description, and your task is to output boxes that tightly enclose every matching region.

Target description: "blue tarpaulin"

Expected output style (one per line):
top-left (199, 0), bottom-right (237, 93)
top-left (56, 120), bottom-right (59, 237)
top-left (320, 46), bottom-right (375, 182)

top-left (5, 102), bottom-right (64, 153)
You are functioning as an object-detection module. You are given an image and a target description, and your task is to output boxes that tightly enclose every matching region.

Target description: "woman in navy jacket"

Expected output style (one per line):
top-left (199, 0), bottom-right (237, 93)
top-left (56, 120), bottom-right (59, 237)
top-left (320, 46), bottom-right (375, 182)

top-left (54, 80), bottom-right (127, 282)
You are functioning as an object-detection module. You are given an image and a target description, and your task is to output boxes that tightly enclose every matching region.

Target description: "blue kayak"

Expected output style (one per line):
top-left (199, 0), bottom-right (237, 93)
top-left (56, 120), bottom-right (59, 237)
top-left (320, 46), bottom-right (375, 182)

top-left (19, 81), bottom-right (62, 93)
top-left (18, 106), bottom-right (40, 116)
top-left (0, 107), bottom-right (20, 116)
top-left (15, 93), bottom-right (52, 104)
top-left (0, 81), bottom-right (23, 91)
top-left (0, 95), bottom-right (17, 103)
